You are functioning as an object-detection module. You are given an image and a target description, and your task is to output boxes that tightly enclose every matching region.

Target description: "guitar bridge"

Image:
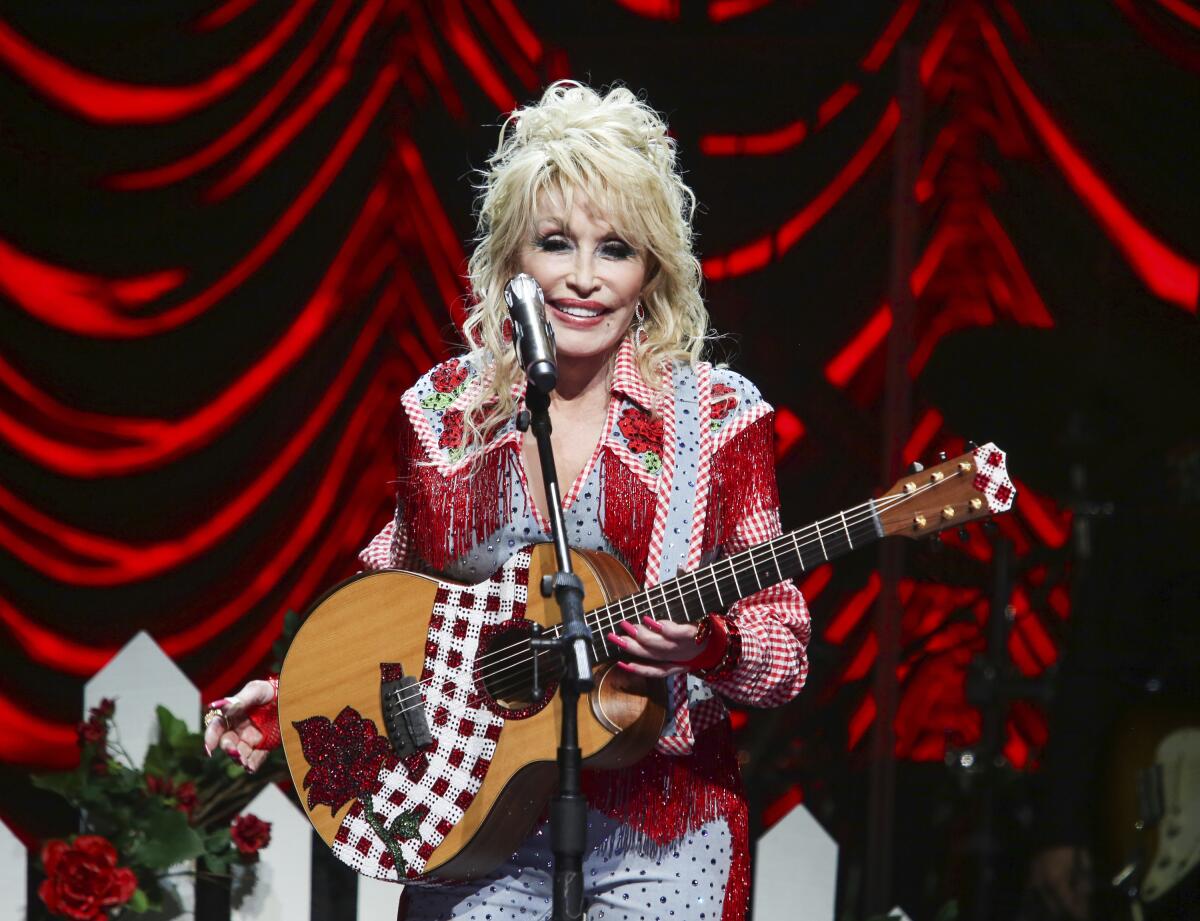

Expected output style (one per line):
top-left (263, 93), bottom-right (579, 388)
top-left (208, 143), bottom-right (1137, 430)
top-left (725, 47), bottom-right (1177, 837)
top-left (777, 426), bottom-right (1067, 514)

top-left (380, 663), bottom-right (432, 759)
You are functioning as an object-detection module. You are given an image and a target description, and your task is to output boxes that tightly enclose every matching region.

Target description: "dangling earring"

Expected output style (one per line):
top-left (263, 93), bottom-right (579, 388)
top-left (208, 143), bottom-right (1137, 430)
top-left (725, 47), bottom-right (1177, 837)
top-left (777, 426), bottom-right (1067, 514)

top-left (632, 299), bottom-right (647, 347)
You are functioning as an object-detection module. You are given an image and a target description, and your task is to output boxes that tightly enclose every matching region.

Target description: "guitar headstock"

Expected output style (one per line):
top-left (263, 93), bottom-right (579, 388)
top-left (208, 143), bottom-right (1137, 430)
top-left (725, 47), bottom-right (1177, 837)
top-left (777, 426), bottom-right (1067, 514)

top-left (876, 442), bottom-right (1016, 539)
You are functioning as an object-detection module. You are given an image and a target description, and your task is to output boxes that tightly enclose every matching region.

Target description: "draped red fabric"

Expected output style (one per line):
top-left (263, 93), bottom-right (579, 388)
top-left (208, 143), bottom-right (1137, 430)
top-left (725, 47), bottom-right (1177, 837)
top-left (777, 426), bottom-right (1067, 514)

top-left (1, 1), bottom-right (1196, 840)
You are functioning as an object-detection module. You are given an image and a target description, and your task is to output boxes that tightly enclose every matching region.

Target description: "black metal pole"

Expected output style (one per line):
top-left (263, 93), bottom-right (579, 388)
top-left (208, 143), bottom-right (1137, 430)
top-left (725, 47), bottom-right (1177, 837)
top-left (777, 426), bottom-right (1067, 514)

top-left (865, 41), bottom-right (922, 916)
top-left (521, 384), bottom-right (593, 921)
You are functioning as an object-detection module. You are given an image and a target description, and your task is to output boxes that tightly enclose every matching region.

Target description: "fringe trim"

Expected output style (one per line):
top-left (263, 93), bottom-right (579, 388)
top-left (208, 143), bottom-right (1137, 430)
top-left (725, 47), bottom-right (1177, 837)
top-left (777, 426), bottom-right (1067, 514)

top-left (581, 722), bottom-right (750, 920)
top-left (598, 446), bottom-right (657, 585)
top-left (703, 412), bottom-right (780, 557)
top-left (397, 415), bottom-right (517, 572)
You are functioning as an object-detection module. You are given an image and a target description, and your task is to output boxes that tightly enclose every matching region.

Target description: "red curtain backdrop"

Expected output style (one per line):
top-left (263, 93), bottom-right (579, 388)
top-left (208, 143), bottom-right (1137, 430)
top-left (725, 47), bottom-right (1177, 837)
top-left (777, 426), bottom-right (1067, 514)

top-left (2, 0), bottom-right (1197, 836)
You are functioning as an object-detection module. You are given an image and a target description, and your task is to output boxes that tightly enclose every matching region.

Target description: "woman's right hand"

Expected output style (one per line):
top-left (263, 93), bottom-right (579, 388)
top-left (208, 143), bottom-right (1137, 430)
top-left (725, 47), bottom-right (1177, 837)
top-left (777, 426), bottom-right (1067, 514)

top-left (202, 679), bottom-right (277, 773)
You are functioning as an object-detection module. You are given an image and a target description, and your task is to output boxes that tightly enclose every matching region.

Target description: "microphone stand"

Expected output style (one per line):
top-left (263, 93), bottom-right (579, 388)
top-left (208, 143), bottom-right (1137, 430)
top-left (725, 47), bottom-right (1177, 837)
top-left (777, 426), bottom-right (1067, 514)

top-left (517, 381), bottom-right (594, 921)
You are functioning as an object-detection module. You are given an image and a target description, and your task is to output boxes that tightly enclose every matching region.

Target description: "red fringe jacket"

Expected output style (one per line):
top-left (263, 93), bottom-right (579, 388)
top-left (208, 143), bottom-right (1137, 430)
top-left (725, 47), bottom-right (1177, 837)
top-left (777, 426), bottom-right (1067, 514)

top-left (354, 339), bottom-right (811, 920)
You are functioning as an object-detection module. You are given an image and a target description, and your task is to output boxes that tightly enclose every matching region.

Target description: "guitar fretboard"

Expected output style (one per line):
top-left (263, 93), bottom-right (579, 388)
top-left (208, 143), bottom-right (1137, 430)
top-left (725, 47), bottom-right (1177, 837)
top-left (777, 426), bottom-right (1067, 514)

top-left (556, 499), bottom-right (885, 662)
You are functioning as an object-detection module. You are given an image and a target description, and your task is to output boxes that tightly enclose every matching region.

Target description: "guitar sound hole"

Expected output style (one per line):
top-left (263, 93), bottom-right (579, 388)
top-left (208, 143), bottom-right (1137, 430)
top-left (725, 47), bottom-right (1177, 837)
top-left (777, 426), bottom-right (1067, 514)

top-left (476, 621), bottom-right (559, 719)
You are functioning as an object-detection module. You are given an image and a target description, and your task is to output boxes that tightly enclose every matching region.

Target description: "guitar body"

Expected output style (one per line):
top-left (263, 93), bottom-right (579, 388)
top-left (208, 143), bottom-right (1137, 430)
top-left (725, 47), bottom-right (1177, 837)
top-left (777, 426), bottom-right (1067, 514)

top-left (1101, 700), bottom-right (1200, 910)
top-left (278, 442), bottom-right (1014, 884)
top-left (279, 544), bottom-right (667, 883)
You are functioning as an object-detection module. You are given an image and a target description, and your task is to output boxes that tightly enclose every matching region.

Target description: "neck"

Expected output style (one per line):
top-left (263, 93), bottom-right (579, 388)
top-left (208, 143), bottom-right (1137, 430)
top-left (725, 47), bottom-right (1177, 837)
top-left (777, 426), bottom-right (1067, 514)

top-left (551, 347), bottom-right (618, 404)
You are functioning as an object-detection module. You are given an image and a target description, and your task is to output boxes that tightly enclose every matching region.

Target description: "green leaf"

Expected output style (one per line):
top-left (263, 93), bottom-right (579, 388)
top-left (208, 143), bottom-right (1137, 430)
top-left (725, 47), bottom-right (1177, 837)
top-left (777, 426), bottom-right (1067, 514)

top-left (200, 851), bottom-right (233, 875)
top-left (130, 808), bottom-right (205, 870)
top-left (388, 810), bottom-right (422, 840)
top-left (420, 391), bottom-right (457, 410)
top-left (31, 770), bottom-right (83, 801)
top-left (156, 706), bottom-right (191, 751)
top-left (142, 745), bottom-right (172, 780)
top-left (126, 889), bottom-right (150, 913)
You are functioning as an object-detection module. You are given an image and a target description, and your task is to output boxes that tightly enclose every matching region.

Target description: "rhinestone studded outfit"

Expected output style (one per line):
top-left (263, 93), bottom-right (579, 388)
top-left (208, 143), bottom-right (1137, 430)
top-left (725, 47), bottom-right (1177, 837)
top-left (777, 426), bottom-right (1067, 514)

top-left (350, 337), bottom-right (811, 920)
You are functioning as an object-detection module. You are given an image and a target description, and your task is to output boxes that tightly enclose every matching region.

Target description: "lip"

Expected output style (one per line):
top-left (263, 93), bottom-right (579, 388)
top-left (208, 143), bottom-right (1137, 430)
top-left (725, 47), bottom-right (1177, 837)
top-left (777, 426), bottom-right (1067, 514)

top-left (547, 299), bottom-right (611, 329)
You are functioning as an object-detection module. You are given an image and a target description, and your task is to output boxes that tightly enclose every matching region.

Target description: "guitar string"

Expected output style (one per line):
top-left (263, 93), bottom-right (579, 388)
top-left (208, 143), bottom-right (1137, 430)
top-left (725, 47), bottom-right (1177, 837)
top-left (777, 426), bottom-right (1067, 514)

top-left (385, 471), bottom-right (974, 723)
top-left (385, 471), bottom-right (970, 723)
top-left (385, 478), bottom-right (933, 710)
top-left (445, 494), bottom-right (905, 714)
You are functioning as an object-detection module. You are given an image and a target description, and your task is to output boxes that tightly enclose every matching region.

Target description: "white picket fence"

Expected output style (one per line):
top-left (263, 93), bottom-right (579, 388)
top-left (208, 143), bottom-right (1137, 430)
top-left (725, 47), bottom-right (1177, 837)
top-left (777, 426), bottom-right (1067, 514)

top-left (5, 632), bottom-right (839, 921)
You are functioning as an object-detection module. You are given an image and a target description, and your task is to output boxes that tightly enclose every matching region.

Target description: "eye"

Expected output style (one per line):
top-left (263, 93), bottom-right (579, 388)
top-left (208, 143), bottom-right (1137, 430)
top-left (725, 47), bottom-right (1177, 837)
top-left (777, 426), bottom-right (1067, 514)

top-left (600, 240), bottom-right (634, 259)
top-left (535, 234), bottom-right (570, 252)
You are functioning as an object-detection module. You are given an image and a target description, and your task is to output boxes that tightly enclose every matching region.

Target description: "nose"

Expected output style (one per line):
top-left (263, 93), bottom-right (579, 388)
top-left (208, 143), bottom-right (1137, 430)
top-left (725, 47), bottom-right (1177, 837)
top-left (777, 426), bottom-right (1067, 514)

top-left (567, 249), bottom-right (599, 296)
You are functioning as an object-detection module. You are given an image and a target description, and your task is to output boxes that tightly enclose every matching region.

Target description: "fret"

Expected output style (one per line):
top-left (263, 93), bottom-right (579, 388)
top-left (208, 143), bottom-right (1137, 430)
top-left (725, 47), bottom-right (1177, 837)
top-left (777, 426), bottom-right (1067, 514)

top-left (728, 555), bottom-right (752, 599)
top-left (690, 570), bottom-right (706, 620)
top-left (595, 610), bottom-right (610, 657)
top-left (790, 531), bottom-right (806, 572)
top-left (580, 500), bottom-right (888, 660)
top-left (657, 582), bottom-right (678, 623)
top-left (768, 537), bottom-right (784, 582)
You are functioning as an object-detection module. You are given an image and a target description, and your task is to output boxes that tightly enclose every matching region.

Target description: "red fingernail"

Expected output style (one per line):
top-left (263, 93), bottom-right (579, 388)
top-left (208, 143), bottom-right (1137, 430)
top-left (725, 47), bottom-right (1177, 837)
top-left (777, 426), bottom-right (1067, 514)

top-left (204, 744), bottom-right (212, 757)
top-left (643, 617), bottom-right (663, 632)
top-left (619, 621), bottom-right (639, 637)
top-left (608, 634), bottom-right (628, 648)
top-left (225, 749), bottom-right (242, 765)
top-left (207, 699), bottom-right (229, 709)
top-left (617, 662), bottom-right (636, 672)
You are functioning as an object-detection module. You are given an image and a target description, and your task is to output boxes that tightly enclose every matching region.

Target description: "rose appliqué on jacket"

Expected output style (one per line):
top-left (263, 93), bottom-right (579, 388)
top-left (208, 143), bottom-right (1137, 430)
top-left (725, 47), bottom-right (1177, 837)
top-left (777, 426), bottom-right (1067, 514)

top-left (421, 360), bottom-right (470, 411)
top-left (710, 383), bottom-right (738, 432)
top-left (617, 406), bottom-right (665, 474)
top-left (439, 409), bottom-right (466, 463)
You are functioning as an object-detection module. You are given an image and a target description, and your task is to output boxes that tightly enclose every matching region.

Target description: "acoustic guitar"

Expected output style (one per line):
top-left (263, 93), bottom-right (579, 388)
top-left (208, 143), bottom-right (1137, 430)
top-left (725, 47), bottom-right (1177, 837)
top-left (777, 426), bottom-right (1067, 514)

top-left (279, 443), bottom-right (1015, 882)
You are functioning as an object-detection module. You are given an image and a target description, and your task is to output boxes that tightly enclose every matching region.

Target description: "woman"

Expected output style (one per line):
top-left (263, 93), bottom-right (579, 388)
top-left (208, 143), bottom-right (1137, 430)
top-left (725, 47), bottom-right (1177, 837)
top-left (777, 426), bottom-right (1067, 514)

top-left (204, 81), bottom-right (810, 920)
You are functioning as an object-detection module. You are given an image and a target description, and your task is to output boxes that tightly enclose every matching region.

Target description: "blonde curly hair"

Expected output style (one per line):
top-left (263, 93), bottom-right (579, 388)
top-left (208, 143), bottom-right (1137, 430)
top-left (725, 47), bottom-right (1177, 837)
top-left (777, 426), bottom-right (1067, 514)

top-left (459, 81), bottom-right (709, 454)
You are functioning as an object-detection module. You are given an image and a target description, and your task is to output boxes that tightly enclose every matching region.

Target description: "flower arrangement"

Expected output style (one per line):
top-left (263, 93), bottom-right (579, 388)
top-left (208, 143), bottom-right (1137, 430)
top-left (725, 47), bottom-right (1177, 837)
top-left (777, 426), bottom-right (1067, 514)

top-left (31, 698), bottom-right (286, 919)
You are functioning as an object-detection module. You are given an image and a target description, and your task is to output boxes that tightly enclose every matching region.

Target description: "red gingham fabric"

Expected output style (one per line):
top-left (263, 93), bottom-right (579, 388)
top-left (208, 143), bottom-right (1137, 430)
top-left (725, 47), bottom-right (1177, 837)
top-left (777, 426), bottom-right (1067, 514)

top-left (357, 338), bottom-right (809, 751)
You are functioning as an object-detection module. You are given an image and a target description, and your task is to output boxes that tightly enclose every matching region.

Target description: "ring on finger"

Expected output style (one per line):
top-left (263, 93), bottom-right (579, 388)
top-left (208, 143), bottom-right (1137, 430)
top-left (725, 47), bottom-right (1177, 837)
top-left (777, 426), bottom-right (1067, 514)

top-left (203, 708), bottom-right (225, 728)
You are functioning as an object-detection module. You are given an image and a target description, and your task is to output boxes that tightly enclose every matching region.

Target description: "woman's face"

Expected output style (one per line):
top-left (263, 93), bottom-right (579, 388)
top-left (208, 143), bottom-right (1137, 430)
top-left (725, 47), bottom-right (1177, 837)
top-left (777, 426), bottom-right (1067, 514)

top-left (517, 189), bottom-right (646, 363)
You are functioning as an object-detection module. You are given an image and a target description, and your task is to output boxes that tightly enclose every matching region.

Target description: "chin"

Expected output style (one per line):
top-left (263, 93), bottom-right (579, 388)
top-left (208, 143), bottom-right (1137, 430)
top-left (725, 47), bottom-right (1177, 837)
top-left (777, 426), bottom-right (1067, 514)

top-left (553, 332), bottom-right (625, 361)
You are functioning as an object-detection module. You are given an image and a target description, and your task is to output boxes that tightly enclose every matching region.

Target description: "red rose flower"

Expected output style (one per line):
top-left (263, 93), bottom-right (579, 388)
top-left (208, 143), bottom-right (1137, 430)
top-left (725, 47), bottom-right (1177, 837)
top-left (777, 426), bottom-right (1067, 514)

top-left (617, 408), bottom-right (664, 455)
top-left (710, 383), bottom-right (738, 422)
top-left (439, 409), bottom-right (465, 449)
top-left (92, 698), bottom-right (115, 719)
top-left (430, 361), bottom-right (469, 394)
top-left (230, 814), bottom-right (272, 861)
top-left (293, 706), bottom-right (393, 813)
top-left (38, 836), bottom-right (137, 921)
top-left (76, 718), bottom-right (105, 746)
top-left (146, 776), bottom-right (197, 818)
top-left (175, 781), bottom-right (197, 818)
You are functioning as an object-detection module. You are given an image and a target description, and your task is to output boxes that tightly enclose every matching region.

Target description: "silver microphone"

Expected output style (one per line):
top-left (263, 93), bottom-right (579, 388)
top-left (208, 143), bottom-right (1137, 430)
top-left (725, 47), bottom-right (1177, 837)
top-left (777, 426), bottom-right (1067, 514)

top-left (504, 273), bottom-right (557, 392)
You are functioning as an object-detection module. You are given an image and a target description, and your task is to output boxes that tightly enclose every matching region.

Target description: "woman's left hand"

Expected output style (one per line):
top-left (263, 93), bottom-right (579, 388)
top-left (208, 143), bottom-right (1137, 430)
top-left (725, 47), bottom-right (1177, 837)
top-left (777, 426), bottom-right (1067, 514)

top-left (607, 616), bottom-right (705, 678)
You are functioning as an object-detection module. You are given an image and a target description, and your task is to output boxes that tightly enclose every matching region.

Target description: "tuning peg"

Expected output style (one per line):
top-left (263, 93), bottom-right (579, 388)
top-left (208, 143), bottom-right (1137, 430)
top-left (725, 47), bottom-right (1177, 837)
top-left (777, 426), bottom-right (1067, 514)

top-left (936, 451), bottom-right (948, 463)
top-left (965, 440), bottom-right (978, 451)
top-left (908, 461), bottom-right (925, 474)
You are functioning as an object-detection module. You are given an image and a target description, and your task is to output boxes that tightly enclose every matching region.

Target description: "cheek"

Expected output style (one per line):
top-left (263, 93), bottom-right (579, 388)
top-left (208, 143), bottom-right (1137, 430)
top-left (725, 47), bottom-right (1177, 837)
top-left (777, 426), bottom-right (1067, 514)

top-left (616, 262), bottom-right (647, 302)
top-left (515, 251), bottom-right (556, 289)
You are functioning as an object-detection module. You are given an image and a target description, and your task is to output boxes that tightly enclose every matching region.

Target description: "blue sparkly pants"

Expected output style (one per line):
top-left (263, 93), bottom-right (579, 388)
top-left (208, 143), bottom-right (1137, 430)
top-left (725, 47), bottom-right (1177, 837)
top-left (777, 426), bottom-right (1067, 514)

top-left (399, 811), bottom-right (732, 921)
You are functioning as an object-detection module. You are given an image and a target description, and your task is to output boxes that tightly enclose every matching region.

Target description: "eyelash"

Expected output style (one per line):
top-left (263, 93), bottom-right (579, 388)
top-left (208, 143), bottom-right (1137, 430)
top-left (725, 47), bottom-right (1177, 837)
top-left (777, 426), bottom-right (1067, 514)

top-left (536, 235), bottom-right (634, 259)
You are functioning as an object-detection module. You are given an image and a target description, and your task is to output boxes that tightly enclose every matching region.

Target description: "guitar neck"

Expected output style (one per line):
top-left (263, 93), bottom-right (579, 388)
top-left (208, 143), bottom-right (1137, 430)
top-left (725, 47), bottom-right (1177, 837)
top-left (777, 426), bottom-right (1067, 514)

top-left (582, 498), bottom-right (885, 662)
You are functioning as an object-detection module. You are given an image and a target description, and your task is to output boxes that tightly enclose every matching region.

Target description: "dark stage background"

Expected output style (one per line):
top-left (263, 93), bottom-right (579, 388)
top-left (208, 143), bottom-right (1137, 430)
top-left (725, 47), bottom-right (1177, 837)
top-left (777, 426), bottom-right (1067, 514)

top-left (2, 1), bottom-right (1198, 917)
